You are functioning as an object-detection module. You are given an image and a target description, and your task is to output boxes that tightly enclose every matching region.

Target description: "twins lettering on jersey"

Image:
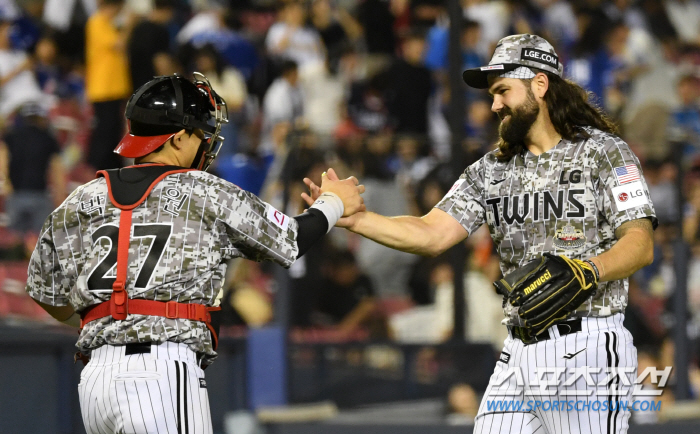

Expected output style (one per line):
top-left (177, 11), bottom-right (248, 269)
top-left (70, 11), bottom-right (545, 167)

top-left (486, 170), bottom-right (586, 226)
top-left (486, 189), bottom-right (585, 226)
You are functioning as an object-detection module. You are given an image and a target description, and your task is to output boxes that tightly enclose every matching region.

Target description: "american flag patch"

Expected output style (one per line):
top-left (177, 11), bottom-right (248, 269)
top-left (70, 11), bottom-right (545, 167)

top-left (614, 165), bottom-right (640, 184)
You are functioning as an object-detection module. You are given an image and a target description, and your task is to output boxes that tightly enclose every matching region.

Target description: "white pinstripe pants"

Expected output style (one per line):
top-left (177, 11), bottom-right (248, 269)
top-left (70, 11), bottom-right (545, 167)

top-left (474, 314), bottom-right (636, 434)
top-left (78, 342), bottom-right (213, 434)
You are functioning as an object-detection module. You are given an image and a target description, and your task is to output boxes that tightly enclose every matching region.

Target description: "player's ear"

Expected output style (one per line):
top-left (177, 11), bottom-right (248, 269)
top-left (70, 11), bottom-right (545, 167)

top-left (531, 72), bottom-right (549, 99)
top-left (171, 129), bottom-right (188, 149)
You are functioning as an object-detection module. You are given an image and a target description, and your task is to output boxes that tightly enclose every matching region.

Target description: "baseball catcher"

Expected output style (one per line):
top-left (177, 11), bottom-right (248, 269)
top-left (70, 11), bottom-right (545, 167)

top-left (25, 72), bottom-right (365, 434)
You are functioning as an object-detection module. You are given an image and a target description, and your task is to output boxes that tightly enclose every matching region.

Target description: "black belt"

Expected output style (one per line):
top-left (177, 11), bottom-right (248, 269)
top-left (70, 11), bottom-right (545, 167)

top-left (75, 343), bottom-right (152, 366)
top-left (124, 342), bottom-right (152, 355)
top-left (122, 342), bottom-right (206, 365)
top-left (508, 318), bottom-right (582, 345)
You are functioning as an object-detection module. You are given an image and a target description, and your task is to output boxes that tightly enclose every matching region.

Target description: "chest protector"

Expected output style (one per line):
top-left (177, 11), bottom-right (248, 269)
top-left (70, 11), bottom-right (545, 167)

top-left (79, 164), bottom-right (221, 349)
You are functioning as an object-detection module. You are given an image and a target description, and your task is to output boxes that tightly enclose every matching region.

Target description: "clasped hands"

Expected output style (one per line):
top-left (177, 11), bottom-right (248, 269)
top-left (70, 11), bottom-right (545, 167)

top-left (301, 168), bottom-right (365, 225)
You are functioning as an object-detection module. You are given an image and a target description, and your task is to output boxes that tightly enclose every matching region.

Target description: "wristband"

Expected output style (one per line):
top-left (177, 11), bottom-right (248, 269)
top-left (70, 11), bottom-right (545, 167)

top-left (584, 259), bottom-right (600, 281)
top-left (310, 192), bottom-right (344, 233)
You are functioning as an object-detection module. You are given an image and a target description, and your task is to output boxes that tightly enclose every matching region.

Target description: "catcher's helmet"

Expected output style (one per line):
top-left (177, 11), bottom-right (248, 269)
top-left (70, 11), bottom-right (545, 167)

top-left (115, 73), bottom-right (228, 171)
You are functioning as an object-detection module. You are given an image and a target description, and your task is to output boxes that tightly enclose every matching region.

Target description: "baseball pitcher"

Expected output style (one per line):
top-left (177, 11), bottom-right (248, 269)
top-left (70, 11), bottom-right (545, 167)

top-left (304, 34), bottom-right (656, 434)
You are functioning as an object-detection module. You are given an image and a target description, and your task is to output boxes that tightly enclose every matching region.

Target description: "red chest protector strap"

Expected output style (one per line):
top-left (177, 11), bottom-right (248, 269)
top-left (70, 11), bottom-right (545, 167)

top-left (80, 165), bottom-right (221, 349)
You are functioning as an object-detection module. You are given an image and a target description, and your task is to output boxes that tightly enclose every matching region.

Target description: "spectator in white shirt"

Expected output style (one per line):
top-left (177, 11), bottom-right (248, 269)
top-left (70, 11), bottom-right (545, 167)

top-left (0, 20), bottom-right (47, 119)
top-left (266, 1), bottom-right (325, 76)
top-left (664, 0), bottom-right (700, 44)
top-left (260, 60), bottom-right (304, 155)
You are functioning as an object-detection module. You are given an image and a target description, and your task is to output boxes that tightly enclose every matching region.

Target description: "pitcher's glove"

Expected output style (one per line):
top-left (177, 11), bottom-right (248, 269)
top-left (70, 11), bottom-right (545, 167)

top-left (494, 253), bottom-right (598, 338)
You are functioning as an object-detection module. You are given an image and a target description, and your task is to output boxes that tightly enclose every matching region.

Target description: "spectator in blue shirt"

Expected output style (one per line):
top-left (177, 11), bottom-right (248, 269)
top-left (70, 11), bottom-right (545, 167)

top-left (424, 19), bottom-right (484, 72)
top-left (668, 74), bottom-right (700, 161)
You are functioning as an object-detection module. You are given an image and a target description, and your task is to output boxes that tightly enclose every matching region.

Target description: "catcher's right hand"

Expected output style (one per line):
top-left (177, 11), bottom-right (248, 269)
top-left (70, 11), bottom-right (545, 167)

top-left (494, 253), bottom-right (598, 338)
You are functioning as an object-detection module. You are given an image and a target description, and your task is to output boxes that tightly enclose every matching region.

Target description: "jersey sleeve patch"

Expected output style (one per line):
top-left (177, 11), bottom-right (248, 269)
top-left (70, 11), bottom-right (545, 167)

top-left (445, 179), bottom-right (466, 199)
top-left (612, 181), bottom-right (648, 211)
top-left (613, 164), bottom-right (640, 185)
top-left (266, 205), bottom-right (290, 231)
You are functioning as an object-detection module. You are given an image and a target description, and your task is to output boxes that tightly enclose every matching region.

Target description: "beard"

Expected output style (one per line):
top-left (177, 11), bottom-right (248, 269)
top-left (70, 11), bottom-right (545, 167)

top-left (498, 89), bottom-right (540, 147)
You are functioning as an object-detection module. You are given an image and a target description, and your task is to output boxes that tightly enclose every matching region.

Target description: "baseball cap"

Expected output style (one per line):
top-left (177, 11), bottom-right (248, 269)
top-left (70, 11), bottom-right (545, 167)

top-left (462, 34), bottom-right (563, 89)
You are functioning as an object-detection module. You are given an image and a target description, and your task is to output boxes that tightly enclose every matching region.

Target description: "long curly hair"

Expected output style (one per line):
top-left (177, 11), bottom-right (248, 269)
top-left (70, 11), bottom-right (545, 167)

top-left (494, 72), bottom-right (618, 162)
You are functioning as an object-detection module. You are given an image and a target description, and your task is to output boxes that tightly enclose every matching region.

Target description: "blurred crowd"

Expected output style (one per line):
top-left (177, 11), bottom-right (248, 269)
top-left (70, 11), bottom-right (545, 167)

top-left (3, 0), bottom-right (700, 421)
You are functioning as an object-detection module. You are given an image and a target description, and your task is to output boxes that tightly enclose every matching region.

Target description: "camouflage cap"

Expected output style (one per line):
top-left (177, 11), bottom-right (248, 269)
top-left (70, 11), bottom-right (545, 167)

top-left (462, 34), bottom-right (563, 89)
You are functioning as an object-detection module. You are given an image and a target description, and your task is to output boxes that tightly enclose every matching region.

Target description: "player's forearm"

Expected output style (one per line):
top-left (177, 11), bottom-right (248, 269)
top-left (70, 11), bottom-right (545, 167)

top-left (348, 212), bottom-right (446, 256)
top-left (33, 299), bottom-right (81, 327)
top-left (590, 228), bottom-right (654, 282)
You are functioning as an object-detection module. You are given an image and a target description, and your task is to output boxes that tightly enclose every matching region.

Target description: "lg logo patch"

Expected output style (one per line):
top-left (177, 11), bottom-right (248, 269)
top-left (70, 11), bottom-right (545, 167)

top-left (612, 181), bottom-right (649, 211)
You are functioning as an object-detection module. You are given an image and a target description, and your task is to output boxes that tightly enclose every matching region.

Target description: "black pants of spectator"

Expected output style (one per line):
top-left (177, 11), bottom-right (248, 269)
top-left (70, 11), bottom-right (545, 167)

top-left (88, 99), bottom-right (126, 170)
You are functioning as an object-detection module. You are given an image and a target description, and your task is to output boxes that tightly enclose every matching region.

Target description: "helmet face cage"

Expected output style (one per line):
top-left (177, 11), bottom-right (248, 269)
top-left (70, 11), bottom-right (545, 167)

top-left (192, 72), bottom-right (228, 171)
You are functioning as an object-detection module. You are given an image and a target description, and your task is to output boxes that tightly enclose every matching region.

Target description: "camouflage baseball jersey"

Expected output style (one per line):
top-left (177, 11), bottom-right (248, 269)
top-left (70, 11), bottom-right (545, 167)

top-left (25, 169), bottom-right (299, 363)
top-left (436, 127), bottom-right (657, 323)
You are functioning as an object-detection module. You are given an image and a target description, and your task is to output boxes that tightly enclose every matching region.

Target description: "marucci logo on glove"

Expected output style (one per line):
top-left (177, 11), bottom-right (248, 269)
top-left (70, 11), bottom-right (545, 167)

top-left (524, 270), bottom-right (551, 295)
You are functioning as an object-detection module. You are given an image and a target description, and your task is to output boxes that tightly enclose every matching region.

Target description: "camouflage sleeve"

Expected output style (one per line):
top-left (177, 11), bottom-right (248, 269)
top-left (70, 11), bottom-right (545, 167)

top-left (214, 180), bottom-right (299, 268)
top-left (594, 136), bottom-right (658, 230)
top-left (25, 214), bottom-right (71, 306)
top-left (434, 158), bottom-right (487, 235)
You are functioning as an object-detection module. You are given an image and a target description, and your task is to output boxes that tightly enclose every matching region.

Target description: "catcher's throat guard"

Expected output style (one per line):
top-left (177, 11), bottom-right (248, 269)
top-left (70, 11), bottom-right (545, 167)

top-left (191, 72), bottom-right (229, 171)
